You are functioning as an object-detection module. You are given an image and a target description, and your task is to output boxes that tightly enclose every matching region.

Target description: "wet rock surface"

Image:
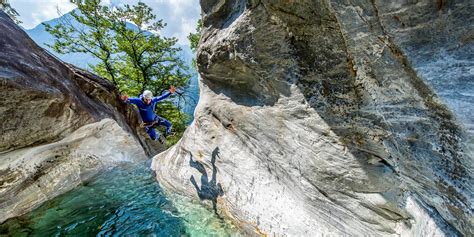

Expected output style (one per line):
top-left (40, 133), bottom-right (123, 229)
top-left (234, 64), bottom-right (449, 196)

top-left (153, 0), bottom-right (473, 236)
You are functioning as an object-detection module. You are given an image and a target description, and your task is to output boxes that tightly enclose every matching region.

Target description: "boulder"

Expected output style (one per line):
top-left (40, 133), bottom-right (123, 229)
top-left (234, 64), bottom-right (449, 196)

top-left (153, 0), bottom-right (473, 236)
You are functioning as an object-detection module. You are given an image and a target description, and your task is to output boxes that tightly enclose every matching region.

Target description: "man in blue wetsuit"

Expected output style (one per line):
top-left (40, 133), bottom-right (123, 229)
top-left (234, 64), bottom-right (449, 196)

top-left (121, 86), bottom-right (176, 141)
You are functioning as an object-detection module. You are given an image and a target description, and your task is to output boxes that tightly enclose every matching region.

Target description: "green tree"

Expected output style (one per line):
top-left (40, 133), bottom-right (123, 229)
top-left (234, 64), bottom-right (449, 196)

top-left (112, 2), bottom-right (191, 146)
top-left (188, 19), bottom-right (202, 52)
top-left (187, 19), bottom-right (202, 68)
top-left (45, 0), bottom-right (191, 146)
top-left (0, 0), bottom-right (22, 24)
top-left (44, 0), bottom-right (118, 84)
top-left (111, 2), bottom-right (189, 95)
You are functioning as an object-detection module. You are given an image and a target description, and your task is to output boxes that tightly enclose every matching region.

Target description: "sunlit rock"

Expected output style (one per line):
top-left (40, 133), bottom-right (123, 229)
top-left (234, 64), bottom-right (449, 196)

top-left (153, 0), bottom-right (473, 236)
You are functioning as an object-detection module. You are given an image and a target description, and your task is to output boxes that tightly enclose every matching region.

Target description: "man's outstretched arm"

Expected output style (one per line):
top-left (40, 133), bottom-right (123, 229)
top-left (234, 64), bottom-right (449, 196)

top-left (121, 95), bottom-right (141, 105)
top-left (152, 86), bottom-right (176, 103)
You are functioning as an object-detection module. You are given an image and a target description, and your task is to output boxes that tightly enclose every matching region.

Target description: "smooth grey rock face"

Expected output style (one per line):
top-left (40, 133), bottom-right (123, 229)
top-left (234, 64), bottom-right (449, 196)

top-left (0, 119), bottom-right (147, 223)
top-left (0, 11), bottom-right (153, 223)
top-left (372, 1), bottom-right (474, 135)
top-left (153, 0), bottom-right (473, 236)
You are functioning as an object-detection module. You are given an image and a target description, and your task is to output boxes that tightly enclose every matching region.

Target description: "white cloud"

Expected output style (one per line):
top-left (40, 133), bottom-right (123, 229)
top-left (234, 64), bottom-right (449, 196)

top-left (126, 0), bottom-right (201, 45)
top-left (11, 0), bottom-right (76, 29)
top-left (171, 16), bottom-right (198, 46)
top-left (163, 0), bottom-right (195, 15)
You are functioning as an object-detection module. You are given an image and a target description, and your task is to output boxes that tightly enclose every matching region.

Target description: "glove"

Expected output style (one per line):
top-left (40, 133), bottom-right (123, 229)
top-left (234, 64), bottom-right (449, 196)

top-left (169, 86), bottom-right (176, 94)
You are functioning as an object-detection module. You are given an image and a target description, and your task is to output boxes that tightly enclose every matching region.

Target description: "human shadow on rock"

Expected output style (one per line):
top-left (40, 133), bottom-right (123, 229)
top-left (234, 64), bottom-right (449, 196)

top-left (189, 147), bottom-right (224, 216)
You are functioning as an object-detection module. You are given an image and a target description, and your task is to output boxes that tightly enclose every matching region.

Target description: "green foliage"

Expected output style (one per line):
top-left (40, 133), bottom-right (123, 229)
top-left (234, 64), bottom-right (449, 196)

top-left (187, 19), bottom-right (202, 68)
top-left (155, 101), bottom-right (190, 146)
top-left (188, 19), bottom-right (202, 52)
top-left (0, 0), bottom-right (22, 24)
top-left (45, 0), bottom-right (192, 144)
top-left (45, 0), bottom-right (118, 84)
top-left (111, 2), bottom-right (189, 94)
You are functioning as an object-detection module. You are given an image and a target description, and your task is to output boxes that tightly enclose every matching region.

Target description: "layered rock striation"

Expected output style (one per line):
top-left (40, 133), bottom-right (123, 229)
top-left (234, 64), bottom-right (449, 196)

top-left (0, 11), bottom-right (156, 222)
top-left (153, 0), bottom-right (473, 236)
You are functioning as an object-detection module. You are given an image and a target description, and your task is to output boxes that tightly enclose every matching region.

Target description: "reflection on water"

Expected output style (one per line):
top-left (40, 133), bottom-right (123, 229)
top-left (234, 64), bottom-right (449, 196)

top-left (0, 161), bottom-right (241, 236)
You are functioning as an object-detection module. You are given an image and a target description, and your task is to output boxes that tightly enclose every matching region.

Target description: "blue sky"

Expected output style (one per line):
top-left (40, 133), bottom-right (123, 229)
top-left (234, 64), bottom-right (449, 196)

top-left (10, 0), bottom-right (201, 46)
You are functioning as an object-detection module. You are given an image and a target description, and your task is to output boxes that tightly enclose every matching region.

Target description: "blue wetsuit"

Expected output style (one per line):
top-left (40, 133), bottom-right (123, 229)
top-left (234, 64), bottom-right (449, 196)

top-left (127, 92), bottom-right (172, 140)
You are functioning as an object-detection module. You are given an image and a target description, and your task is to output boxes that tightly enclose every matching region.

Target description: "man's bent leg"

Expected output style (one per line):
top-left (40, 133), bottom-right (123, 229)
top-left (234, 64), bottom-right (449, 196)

top-left (156, 116), bottom-right (172, 136)
top-left (145, 126), bottom-right (159, 140)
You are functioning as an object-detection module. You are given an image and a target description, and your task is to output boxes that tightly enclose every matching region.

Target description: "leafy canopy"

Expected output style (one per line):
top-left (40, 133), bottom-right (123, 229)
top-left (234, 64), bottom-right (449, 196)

top-left (45, 0), bottom-right (192, 146)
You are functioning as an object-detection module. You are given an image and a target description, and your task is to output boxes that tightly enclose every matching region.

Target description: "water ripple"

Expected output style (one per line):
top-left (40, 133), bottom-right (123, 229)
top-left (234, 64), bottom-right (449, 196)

top-left (0, 161), bottom-right (241, 236)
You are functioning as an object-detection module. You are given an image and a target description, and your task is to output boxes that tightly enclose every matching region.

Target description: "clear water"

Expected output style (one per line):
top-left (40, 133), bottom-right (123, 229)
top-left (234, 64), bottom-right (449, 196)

top-left (0, 161), bottom-right (241, 236)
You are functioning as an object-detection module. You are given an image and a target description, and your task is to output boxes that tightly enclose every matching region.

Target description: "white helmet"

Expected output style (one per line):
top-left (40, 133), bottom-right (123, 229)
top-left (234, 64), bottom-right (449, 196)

top-left (142, 90), bottom-right (153, 99)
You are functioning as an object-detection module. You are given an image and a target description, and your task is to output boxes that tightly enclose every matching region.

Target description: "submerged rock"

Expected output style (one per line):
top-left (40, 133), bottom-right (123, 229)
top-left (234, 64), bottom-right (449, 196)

top-left (0, 11), bottom-right (156, 222)
top-left (153, 0), bottom-right (473, 236)
top-left (0, 119), bottom-right (145, 223)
